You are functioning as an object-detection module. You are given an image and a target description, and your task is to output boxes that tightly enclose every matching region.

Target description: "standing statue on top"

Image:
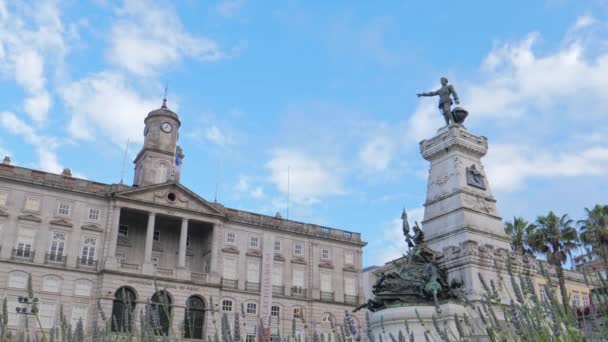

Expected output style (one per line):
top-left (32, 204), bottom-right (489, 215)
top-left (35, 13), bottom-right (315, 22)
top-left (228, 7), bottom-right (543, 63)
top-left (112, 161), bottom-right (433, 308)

top-left (417, 77), bottom-right (468, 126)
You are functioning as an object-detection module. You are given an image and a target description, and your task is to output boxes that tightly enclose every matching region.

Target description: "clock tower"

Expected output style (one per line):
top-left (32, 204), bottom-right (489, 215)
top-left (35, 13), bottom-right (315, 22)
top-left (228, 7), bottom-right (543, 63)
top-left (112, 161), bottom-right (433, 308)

top-left (133, 99), bottom-right (184, 187)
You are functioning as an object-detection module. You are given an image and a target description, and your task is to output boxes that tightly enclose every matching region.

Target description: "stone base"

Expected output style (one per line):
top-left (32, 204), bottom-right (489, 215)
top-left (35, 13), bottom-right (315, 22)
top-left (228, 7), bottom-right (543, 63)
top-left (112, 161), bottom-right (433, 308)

top-left (369, 303), bottom-right (471, 341)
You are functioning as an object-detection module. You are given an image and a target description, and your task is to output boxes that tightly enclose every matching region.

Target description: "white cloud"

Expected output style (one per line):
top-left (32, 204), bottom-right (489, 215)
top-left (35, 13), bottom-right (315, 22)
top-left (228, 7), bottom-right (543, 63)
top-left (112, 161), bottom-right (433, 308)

top-left (108, 0), bottom-right (223, 76)
top-left (61, 72), bottom-right (160, 145)
top-left (205, 125), bottom-right (234, 147)
top-left (485, 144), bottom-right (608, 191)
top-left (217, 0), bottom-right (246, 18)
top-left (573, 14), bottom-right (596, 30)
top-left (405, 101), bottom-right (439, 143)
top-left (359, 134), bottom-right (395, 172)
top-left (234, 175), bottom-right (265, 199)
top-left (266, 148), bottom-right (345, 205)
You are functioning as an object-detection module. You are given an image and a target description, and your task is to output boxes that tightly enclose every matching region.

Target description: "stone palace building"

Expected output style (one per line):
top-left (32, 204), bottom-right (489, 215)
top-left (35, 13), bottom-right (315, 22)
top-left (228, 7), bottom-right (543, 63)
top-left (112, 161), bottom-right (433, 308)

top-left (0, 100), bottom-right (367, 340)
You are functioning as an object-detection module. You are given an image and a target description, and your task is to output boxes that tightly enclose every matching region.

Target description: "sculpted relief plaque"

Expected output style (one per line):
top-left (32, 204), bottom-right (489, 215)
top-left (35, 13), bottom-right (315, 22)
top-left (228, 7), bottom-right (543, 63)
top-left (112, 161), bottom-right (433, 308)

top-left (466, 164), bottom-right (486, 190)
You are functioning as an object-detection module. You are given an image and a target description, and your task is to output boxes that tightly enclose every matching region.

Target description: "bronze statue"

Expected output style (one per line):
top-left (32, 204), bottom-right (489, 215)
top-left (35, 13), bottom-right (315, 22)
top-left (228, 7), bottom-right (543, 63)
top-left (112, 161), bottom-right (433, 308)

top-left (402, 210), bottom-right (414, 248)
top-left (417, 77), bottom-right (460, 126)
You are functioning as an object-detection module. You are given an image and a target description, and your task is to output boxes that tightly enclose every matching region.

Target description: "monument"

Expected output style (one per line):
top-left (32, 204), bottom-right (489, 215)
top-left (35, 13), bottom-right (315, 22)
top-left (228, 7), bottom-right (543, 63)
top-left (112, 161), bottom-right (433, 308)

top-left (363, 79), bottom-right (516, 340)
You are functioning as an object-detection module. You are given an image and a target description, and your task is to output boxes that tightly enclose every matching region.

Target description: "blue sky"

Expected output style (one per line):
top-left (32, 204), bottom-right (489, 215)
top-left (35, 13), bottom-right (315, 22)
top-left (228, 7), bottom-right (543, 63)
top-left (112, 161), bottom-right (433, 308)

top-left (1, 0), bottom-right (607, 266)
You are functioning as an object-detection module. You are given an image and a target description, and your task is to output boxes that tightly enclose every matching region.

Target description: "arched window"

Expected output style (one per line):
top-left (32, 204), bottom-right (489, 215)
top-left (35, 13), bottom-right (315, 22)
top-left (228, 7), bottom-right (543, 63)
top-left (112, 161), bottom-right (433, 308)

top-left (184, 296), bottom-right (206, 340)
top-left (151, 290), bottom-right (172, 336)
top-left (111, 287), bottom-right (136, 332)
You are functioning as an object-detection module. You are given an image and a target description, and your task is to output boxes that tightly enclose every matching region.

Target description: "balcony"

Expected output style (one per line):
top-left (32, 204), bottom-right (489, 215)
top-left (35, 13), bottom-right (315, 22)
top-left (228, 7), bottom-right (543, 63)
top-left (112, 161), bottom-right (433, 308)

top-left (119, 262), bottom-right (140, 271)
top-left (156, 267), bottom-right (174, 277)
top-left (77, 257), bottom-right (98, 269)
top-left (320, 291), bottom-right (334, 302)
top-left (344, 295), bottom-right (358, 305)
top-left (44, 253), bottom-right (68, 267)
top-left (291, 287), bottom-right (307, 298)
top-left (222, 278), bottom-right (238, 289)
top-left (11, 249), bottom-right (35, 262)
top-left (191, 272), bottom-right (208, 284)
top-left (246, 282), bottom-right (261, 292)
top-left (272, 285), bottom-right (285, 296)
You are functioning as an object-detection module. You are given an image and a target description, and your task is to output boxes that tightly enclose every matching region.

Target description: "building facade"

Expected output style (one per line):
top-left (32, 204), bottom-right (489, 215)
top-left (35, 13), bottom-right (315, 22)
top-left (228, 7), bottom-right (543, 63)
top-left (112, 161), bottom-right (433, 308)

top-left (0, 101), bottom-right (366, 340)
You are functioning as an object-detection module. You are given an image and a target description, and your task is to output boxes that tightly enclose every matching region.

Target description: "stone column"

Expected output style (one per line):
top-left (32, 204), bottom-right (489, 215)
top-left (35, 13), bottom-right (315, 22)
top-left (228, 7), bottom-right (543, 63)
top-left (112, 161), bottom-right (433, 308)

top-left (178, 218), bottom-right (189, 268)
top-left (144, 212), bottom-right (156, 263)
top-left (104, 205), bottom-right (121, 269)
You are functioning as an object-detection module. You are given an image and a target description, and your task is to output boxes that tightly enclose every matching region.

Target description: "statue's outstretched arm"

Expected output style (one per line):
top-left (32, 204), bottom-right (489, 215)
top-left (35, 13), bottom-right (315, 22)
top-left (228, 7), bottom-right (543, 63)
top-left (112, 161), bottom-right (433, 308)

top-left (417, 90), bottom-right (439, 97)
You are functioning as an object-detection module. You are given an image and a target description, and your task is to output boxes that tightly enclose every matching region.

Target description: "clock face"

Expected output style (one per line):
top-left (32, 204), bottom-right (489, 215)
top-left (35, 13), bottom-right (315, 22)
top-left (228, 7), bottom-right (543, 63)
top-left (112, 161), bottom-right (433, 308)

top-left (160, 122), bottom-right (173, 133)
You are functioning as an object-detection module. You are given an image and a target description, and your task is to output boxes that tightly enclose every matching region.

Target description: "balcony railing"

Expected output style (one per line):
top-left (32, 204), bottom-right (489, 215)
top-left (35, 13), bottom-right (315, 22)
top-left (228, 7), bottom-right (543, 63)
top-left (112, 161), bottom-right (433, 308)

top-left (156, 267), bottom-right (174, 276)
top-left (272, 285), bottom-right (285, 296)
top-left (191, 272), bottom-right (208, 284)
top-left (77, 257), bottom-right (98, 269)
top-left (344, 295), bottom-right (358, 305)
top-left (11, 249), bottom-right (35, 262)
top-left (291, 287), bottom-right (307, 298)
top-left (320, 291), bottom-right (334, 302)
top-left (120, 262), bottom-right (140, 271)
top-left (222, 278), bottom-right (238, 289)
top-left (246, 282), bottom-right (261, 292)
top-left (44, 253), bottom-right (67, 266)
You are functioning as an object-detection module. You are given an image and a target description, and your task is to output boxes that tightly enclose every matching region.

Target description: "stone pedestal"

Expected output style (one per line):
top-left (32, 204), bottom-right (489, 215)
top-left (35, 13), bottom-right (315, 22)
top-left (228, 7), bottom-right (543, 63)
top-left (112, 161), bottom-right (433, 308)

top-left (369, 303), bottom-right (470, 341)
top-left (419, 124), bottom-right (510, 252)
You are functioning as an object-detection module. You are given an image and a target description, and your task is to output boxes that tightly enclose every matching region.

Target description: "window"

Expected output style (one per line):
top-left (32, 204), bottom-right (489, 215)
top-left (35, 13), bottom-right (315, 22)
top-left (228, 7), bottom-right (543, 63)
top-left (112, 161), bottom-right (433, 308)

top-left (8, 272), bottom-right (28, 289)
top-left (321, 247), bottom-right (330, 260)
top-left (344, 251), bottom-right (355, 265)
top-left (246, 335), bottom-right (256, 342)
top-left (222, 300), bottom-right (233, 312)
top-left (38, 302), bottom-right (56, 329)
top-left (111, 287), bottom-right (136, 332)
top-left (48, 231), bottom-right (66, 260)
top-left (343, 231), bottom-right (352, 238)
top-left (223, 257), bottom-right (237, 280)
top-left (81, 237), bottom-right (97, 264)
top-left (184, 296), bottom-right (205, 339)
top-left (153, 229), bottom-right (160, 242)
top-left (583, 294), bottom-right (589, 307)
top-left (152, 256), bottom-right (160, 268)
top-left (271, 305), bottom-right (280, 317)
top-left (24, 196), bottom-right (40, 211)
top-left (226, 232), bottom-right (236, 244)
top-left (246, 303), bottom-right (257, 314)
top-left (322, 313), bottom-right (332, 323)
top-left (573, 292), bottom-right (580, 308)
top-left (272, 263), bottom-right (283, 286)
top-left (88, 208), bottom-right (100, 221)
top-left (15, 228), bottom-right (35, 258)
top-left (246, 322), bottom-right (256, 342)
top-left (539, 286), bottom-right (548, 302)
top-left (0, 191), bottom-right (7, 206)
top-left (74, 280), bottom-right (92, 297)
top-left (344, 277), bottom-right (357, 296)
top-left (57, 202), bottom-right (71, 216)
top-left (320, 227), bottom-right (330, 234)
top-left (293, 307), bottom-right (303, 319)
top-left (247, 260), bottom-right (260, 283)
top-left (321, 272), bottom-right (332, 292)
top-left (151, 291), bottom-right (172, 336)
top-left (292, 268), bottom-right (304, 289)
top-left (118, 225), bottom-right (128, 237)
top-left (250, 236), bottom-right (259, 248)
top-left (70, 305), bottom-right (88, 328)
top-left (42, 276), bottom-right (61, 292)
top-left (274, 240), bottom-right (281, 252)
top-left (293, 242), bottom-right (303, 256)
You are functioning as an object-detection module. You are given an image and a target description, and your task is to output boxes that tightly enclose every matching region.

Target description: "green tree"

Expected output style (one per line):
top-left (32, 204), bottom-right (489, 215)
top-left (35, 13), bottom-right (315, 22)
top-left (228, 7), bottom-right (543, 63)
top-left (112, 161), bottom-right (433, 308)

top-left (504, 216), bottom-right (535, 255)
top-left (527, 211), bottom-right (579, 310)
top-left (578, 204), bottom-right (608, 261)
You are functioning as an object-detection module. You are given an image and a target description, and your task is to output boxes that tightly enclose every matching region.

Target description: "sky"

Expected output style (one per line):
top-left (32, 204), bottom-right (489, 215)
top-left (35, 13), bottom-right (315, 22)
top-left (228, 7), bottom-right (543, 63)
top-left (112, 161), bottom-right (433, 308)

top-left (1, 0), bottom-right (607, 267)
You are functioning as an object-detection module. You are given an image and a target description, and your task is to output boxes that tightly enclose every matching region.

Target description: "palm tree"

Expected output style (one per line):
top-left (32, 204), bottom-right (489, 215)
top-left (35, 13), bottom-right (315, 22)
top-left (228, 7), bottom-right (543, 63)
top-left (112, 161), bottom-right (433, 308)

top-left (527, 211), bottom-right (579, 310)
top-left (578, 204), bottom-right (608, 261)
top-left (504, 216), bottom-right (535, 255)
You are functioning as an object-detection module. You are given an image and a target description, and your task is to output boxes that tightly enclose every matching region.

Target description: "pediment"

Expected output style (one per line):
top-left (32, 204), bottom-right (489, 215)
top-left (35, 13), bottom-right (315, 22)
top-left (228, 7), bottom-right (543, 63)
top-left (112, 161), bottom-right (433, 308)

top-left (318, 261), bottom-right (334, 269)
top-left (222, 246), bottom-right (240, 255)
top-left (115, 182), bottom-right (224, 216)
top-left (246, 249), bottom-right (262, 258)
top-left (18, 213), bottom-right (42, 222)
top-left (0, 208), bottom-right (8, 217)
top-left (291, 257), bottom-right (306, 265)
top-left (81, 223), bottom-right (104, 232)
top-left (274, 253), bottom-right (286, 261)
top-left (50, 218), bottom-right (73, 227)
top-left (343, 265), bottom-right (357, 272)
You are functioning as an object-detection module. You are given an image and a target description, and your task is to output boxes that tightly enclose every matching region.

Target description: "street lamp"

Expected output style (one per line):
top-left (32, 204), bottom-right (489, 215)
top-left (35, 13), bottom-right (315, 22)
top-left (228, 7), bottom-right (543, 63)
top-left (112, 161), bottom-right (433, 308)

top-left (16, 296), bottom-right (38, 316)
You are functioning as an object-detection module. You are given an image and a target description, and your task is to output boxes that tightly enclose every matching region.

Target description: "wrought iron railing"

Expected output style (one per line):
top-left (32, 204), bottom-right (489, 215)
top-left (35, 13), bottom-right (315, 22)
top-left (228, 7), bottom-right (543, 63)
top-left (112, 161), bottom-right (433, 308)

top-left (272, 285), bottom-right (285, 295)
top-left (246, 281), bottom-right (261, 292)
top-left (344, 295), bottom-right (358, 305)
top-left (44, 253), bottom-right (67, 266)
top-left (11, 249), bottom-right (35, 262)
top-left (320, 291), bottom-right (334, 302)
top-left (77, 257), bottom-right (98, 269)
top-left (221, 278), bottom-right (238, 289)
top-left (291, 286), bottom-right (307, 297)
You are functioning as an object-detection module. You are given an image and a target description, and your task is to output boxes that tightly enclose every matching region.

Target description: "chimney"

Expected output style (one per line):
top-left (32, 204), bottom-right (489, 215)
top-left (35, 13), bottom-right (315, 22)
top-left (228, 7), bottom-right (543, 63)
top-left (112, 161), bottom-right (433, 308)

top-left (61, 168), bottom-right (73, 177)
top-left (2, 156), bottom-right (10, 165)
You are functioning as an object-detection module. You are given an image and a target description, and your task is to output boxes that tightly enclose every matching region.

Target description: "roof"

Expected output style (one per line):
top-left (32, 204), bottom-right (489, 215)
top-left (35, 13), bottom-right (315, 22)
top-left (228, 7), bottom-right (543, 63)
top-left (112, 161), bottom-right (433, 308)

top-left (146, 99), bottom-right (180, 124)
